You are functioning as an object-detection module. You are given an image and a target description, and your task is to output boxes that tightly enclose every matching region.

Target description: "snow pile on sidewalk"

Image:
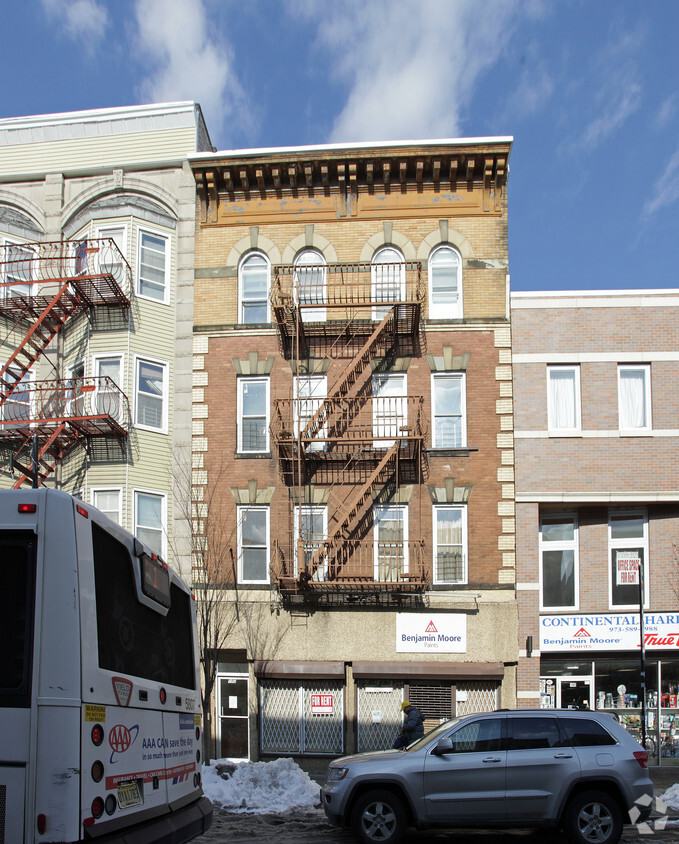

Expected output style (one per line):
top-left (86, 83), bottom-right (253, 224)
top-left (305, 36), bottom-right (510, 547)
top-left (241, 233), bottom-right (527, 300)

top-left (202, 758), bottom-right (321, 814)
top-left (661, 784), bottom-right (679, 812)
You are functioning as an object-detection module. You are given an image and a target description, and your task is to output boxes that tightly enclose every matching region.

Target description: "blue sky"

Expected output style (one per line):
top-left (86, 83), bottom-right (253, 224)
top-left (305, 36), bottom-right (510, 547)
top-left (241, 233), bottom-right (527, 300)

top-left (2, 0), bottom-right (678, 292)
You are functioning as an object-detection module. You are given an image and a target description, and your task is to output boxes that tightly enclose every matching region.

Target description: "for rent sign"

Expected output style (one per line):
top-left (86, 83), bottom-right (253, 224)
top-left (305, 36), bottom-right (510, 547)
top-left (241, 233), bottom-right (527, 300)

top-left (540, 612), bottom-right (679, 652)
top-left (396, 613), bottom-right (466, 653)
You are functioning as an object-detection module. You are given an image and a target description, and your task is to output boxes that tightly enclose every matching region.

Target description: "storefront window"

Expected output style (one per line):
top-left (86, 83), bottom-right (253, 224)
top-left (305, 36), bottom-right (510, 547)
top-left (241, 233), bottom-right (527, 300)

top-left (660, 661), bottom-right (679, 761)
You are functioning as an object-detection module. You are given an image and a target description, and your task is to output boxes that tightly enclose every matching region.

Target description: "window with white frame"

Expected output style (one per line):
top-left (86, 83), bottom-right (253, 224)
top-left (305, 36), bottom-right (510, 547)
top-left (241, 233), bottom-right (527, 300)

top-left (2, 239), bottom-right (35, 297)
top-left (134, 490), bottom-right (166, 557)
top-left (294, 504), bottom-right (328, 580)
top-left (372, 372), bottom-right (406, 447)
top-left (238, 377), bottom-right (269, 453)
top-left (67, 361), bottom-right (85, 417)
top-left (94, 354), bottom-right (123, 421)
top-left (374, 504), bottom-right (408, 581)
top-left (293, 374), bottom-right (327, 451)
top-left (371, 246), bottom-right (405, 320)
top-left (238, 505), bottom-right (269, 583)
top-left (428, 244), bottom-right (462, 319)
top-left (96, 226), bottom-right (126, 287)
top-left (294, 249), bottom-right (326, 321)
top-left (547, 365), bottom-right (581, 434)
top-left (239, 252), bottom-right (270, 323)
top-left (540, 512), bottom-right (578, 610)
top-left (609, 509), bottom-right (648, 608)
top-left (137, 229), bottom-right (169, 302)
top-left (432, 372), bottom-right (466, 448)
top-left (618, 365), bottom-right (651, 433)
top-left (433, 505), bottom-right (467, 584)
top-left (92, 488), bottom-right (122, 524)
top-left (135, 357), bottom-right (167, 432)
top-left (2, 369), bottom-right (33, 425)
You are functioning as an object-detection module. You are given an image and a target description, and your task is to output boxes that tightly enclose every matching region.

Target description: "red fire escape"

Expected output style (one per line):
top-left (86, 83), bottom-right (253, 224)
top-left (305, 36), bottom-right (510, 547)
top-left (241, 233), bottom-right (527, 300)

top-left (270, 260), bottom-right (428, 600)
top-left (0, 239), bottom-right (131, 487)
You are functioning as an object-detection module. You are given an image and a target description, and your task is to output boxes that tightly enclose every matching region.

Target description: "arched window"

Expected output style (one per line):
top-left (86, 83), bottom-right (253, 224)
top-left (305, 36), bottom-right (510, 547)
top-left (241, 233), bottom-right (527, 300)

top-left (428, 244), bottom-right (462, 319)
top-left (294, 249), bottom-right (326, 321)
top-left (239, 251), bottom-right (270, 324)
top-left (371, 246), bottom-right (405, 320)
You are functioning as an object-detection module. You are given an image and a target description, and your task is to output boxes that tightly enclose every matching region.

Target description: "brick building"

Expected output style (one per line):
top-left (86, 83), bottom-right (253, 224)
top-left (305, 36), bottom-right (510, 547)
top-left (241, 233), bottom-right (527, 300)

top-left (0, 103), bottom-right (211, 579)
top-left (512, 289), bottom-right (679, 766)
top-left (190, 137), bottom-right (517, 769)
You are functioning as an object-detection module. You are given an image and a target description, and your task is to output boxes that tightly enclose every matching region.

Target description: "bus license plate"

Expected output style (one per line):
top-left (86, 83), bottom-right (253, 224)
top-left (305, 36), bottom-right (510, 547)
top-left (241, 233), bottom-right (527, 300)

top-left (117, 780), bottom-right (142, 809)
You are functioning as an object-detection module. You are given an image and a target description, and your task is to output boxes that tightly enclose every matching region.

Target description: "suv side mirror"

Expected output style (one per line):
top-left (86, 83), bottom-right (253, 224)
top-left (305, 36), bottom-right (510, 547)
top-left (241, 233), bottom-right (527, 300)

top-left (432, 738), bottom-right (454, 756)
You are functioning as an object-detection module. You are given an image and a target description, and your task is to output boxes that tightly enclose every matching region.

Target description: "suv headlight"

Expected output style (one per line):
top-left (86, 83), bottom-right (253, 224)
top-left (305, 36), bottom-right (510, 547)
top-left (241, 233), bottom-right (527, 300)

top-left (326, 766), bottom-right (349, 782)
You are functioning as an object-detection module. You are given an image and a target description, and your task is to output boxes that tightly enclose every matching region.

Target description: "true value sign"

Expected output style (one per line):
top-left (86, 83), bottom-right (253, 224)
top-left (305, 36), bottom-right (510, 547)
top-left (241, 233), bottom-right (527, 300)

top-left (540, 612), bottom-right (679, 652)
top-left (396, 613), bottom-right (466, 653)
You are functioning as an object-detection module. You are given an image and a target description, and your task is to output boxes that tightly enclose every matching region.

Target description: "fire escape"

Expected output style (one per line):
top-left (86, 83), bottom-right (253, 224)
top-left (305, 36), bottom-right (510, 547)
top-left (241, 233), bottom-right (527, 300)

top-left (270, 260), bottom-right (428, 601)
top-left (0, 239), bottom-right (131, 487)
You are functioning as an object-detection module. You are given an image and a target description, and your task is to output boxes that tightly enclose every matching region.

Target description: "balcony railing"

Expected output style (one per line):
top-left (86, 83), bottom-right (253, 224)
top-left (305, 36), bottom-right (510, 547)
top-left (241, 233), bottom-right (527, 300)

top-left (272, 538), bottom-right (427, 592)
top-left (271, 395), bottom-right (428, 453)
top-left (271, 261), bottom-right (424, 317)
top-left (0, 376), bottom-right (129, 439)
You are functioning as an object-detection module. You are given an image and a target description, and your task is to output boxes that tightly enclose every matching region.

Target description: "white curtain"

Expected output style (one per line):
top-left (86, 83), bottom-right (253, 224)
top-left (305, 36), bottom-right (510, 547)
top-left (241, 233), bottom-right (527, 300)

top-left (549, 369), bottom-right (576, 429)
top-left (619, 369), bottom-right (646, 428)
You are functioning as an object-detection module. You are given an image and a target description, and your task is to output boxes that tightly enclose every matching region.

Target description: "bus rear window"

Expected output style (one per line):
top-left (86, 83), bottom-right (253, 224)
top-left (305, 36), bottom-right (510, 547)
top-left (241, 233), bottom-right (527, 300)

top-left (92, 523), bottom-right (195, 689)
top-left (0, 530), bottom-right (36, 707)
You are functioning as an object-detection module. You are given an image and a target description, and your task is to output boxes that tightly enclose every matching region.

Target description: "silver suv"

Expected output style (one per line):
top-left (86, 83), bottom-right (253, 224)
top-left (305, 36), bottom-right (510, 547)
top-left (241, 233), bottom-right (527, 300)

top-left (321, 709), bottom-right (653, 844)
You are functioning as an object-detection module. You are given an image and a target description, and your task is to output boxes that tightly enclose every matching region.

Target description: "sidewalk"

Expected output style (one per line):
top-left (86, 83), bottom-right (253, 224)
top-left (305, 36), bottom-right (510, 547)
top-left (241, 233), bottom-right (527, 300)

top-left (651, 766), bottom-right (679, 794)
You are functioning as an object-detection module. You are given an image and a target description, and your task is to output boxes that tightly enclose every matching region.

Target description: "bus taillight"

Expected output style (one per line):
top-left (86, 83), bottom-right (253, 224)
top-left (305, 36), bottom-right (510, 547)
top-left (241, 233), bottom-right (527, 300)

top-left (18, 503), bottom-right (36, 513)
top-left (91, 724), bottom-right (104, 746)
top-left (91, 760), bottom-right (104, 782)
top-left (37, 814), bottom-right (46, 834)
top-left (91, 797), bottom-right (105, 819)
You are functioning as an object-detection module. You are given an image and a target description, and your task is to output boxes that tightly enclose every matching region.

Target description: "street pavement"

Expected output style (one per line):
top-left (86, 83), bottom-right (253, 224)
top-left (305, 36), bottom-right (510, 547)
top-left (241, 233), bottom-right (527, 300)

top-left (194, 767), bottom-right (679, 843)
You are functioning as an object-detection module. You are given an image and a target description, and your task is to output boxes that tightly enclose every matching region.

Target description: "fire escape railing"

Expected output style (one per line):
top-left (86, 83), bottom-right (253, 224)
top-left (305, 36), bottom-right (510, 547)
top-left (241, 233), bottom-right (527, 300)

top-left (0, 239), bottom-right (132, 400)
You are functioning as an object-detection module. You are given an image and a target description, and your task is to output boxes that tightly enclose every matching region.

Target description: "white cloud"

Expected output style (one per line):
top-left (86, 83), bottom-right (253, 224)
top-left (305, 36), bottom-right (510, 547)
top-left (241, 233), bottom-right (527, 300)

top-left (292, 0), bottom-right (520, 142)
top-left (506, 60), bottom-right (554, 120)
top-left (654, 95), bottom-right (677, 130)
top-left (40, 0), bottom-right (108, 45)
top-left (133, 0), bottom-right (252, 142)
top-left (643, 148), bottom-right (679, 217)
top-left (580, 81), bottom-right (641, 148)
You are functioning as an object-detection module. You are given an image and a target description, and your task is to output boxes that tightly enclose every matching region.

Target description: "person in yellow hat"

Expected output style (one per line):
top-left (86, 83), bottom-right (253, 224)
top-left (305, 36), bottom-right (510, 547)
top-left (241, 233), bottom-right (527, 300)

top-left (393, 700), bottom-right (424, 748)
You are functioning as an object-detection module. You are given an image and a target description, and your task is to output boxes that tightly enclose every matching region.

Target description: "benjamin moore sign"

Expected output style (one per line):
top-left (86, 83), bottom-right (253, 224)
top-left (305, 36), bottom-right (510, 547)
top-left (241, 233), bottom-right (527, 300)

top-left (396, 613), bottom-right (466, 653)
top-left (540, 612), bottom-right (679, 652)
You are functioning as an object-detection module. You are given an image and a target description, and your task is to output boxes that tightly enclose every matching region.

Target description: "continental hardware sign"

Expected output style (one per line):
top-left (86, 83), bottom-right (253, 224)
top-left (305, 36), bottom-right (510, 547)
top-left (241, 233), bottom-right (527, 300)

top-left (540, 613), bottom-right (679, 652)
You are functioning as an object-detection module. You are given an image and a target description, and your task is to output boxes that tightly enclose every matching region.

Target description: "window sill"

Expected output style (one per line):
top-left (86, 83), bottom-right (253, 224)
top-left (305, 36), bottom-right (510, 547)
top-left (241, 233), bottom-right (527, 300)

top-left (547, 431), bottom-right (583, 438)
top-left (618, 429), bottom-right (653, 437)
top-left (427, 447), bottom-right (478, 456)
top-left (235, 451), bottom-right (273, 459)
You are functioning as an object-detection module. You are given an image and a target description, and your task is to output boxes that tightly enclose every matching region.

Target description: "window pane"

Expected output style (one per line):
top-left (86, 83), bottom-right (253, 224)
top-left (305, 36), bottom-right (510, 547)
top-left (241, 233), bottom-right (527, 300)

top-left (542, 550), bottom-right (575, 607)
top-left (542, 517), bottom-right (575, 543)
top-left (430, 247), bottom-right (459, 307)
top-left (139, 232), bottom-right (166, 300)
top-left (450, 719), bottom-right (502, 753)
top-left (242, 381), bottom-right (266, 415)
top-left (611, 547), bottom-right (644, 606)
top-left (242, 509), bottom-right (266, 546)
top-left (619, 367), bottom-right (648, 429)
top-left (560, 718), bottom-right (615, 747)
top-left (509, 717), bottom-right (562, 750)
top-left (137, 361), bottom-right (164, 428)
top-left (549, 369), bottom-right (577, 429)
top-left (433, 375), bottom-right (463, 448)
top-left (135, 493), bottom-right (163, 556)
top-left (611, 514), bottom-right (644, 540)
top-left (435, 507), bottom-right (464, 582)
top-left (94, 491), bottom-right (120, 523)
top-left (241, 254), bottom-right (268, 323)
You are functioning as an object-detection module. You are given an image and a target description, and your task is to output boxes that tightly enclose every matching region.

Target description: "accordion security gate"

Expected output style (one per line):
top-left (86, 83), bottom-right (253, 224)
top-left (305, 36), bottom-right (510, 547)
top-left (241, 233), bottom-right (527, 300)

top-left (260, 680), bottom-right (344, 755)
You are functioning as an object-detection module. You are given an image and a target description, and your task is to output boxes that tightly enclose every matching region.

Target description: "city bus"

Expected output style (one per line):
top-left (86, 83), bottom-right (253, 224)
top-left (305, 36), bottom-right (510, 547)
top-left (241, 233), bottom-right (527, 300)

top-left (0, 488), bottom-right (212, 843)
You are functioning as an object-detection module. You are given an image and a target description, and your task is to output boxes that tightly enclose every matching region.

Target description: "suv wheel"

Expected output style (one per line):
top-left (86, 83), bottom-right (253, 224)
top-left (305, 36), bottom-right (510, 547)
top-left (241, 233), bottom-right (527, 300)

top-left (564, 790), bottom-right (623, 844)
top-left (350, 789), bottom-right (407, 844)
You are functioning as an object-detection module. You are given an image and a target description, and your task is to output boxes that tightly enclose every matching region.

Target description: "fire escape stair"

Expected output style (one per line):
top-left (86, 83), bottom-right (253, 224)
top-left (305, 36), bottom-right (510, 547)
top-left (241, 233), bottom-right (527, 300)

top-left (299, 442), bottom-right (398, 584)
top-left (10, 422), bottom-right (75, 488)
top-left (0, 283), bottom-right (81, 402)
top-left (299, 307), bottom-right (396, 447)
